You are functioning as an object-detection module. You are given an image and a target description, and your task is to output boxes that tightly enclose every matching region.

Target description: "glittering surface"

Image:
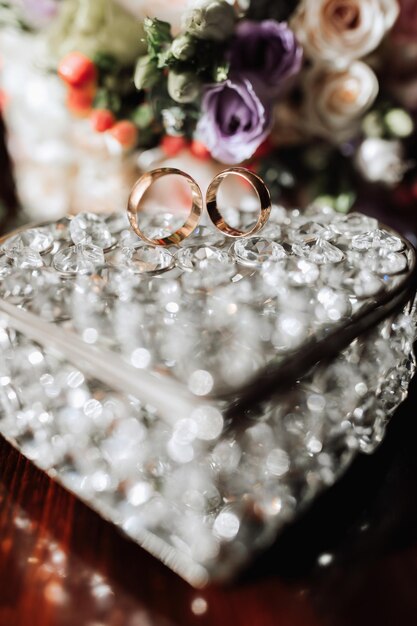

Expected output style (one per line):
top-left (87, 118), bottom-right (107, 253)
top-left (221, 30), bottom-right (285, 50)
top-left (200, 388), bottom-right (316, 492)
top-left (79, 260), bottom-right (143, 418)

top-left (0, 206), bottom-right (415, 586)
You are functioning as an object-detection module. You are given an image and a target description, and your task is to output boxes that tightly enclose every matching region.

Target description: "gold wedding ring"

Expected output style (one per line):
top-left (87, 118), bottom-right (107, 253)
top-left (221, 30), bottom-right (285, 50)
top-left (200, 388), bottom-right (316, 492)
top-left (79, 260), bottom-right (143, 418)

top-left (127, 168), bottom-right (203, 247)
top-left (206, 167), bottom-right (272, 238)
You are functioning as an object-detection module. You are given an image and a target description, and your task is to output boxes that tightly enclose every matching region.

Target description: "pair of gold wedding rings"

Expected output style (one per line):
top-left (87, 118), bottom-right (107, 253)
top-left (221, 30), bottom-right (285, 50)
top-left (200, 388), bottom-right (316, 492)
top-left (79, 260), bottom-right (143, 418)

top-left (127, 166), bottom-right (272, 247)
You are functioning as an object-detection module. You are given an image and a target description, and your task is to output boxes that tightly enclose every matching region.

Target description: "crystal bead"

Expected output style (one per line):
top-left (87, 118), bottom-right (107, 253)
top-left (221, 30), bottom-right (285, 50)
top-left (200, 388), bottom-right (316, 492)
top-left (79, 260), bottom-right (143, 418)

top-left (175, 246), bottom-right (229, 271)
top-left (316, 288), bottom-right (351, 322)
top-left (346, 250), bottom-right (368, 269)
top-left (320, 263), bottom-right (355, 291)
top-left (0, 268), bottom-right (35, 301)
top-left (179, 226), bottom-right (225, 248)
top-left (118, 229), bottom-right (143, 248)
top-left (331, 213), bottom-right (378, 236)
top-left (70, 213), bottom-right (113, 249)
top-left (269, 205), bottom-right (288, 224)
top-left (48, 218), bottom-right (71, 242)
top-left (374, 251), bottom-right (408, 275)
top-left (288, 222), bottom-right (333, 244)
top-left (259, 222), bottom-right (282, 240)
top-left (118, 246), bottom-right (174, 274)
top-left (190, 406), bottom-right (224, 440)
top-left (105, 212), bottom-right (130, 234)
top-left (53, 244), bottom-right (105, 275)
top-left (213, 509), bottom-right (240, 541)
top-left (353, 270), bottom-right (386, 298)
top-left (292, 239), bottom-right (345, 264)
top-left (181, 259), bottom-right (235, 292)
top-left (141, 212), bottom-right (185, 241)
top-left (2, 227), bottom-right (54, 255)
top-left (231, 238), bottom-right (287, 267)
top-left (266, 448), bottom-right (290, 476)
top-left (211, 440), bottom-right (241, 472)
top-left (303, 204), bottom-right (337, 223)
top-left (12, 247), bottom-right (43, 269)
top-left (351, 229), bottom-right (404, 252)
top-left (0, 257), bottom-right (11, 279)
top-left (273, 312), bottom-right (309, 350)
top-left (103, 266), bottom-right (138, 300)
top-left (220, 206), bottom-right (255, 230)
top-left (287, 258), bottom-right (320, 286)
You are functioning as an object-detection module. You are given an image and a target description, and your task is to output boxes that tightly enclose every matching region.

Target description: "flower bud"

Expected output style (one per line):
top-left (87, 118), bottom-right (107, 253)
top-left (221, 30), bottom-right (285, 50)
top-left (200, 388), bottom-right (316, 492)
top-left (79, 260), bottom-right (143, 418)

top-left (184, 1), bottom-right (236, 41)
top-left (385, 109), bottom-right (414, 139)
top-left (167, 71), bottom-right (201, 104)
top-left (171, 35), bottom-right (196, 61)
top-left (134, 55), bottom-right (158, 91)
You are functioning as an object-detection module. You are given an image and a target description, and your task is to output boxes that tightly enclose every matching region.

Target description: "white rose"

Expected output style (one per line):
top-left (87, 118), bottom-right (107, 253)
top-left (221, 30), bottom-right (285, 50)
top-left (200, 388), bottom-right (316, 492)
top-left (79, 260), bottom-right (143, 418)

top-left (304, 61), bottom-right (379, 142)
top-left (355, 138), bottom-right (409, 185)
top-left (292, 0), bottom-right (399, 67)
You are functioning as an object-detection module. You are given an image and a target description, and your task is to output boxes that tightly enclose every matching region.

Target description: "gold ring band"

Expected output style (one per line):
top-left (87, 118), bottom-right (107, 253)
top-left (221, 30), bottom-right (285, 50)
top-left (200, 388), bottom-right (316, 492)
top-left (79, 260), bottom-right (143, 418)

top-left (206, 167), bottom-right (272, 238)
top-left (127, 168), bottom-right (203, 247)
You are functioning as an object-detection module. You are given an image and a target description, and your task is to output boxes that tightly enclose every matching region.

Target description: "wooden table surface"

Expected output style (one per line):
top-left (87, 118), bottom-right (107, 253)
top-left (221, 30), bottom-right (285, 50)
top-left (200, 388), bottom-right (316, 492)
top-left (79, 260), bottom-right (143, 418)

top-left (2, 118), bottom-right (417, 626)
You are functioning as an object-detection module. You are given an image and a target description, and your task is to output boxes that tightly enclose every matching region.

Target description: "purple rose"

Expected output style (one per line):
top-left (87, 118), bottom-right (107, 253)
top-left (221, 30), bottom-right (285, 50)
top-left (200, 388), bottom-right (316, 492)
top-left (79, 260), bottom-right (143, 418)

top-left (196, 77), bottom-right (272, 164)
top-left (227, 20), bottom-right (303, 100)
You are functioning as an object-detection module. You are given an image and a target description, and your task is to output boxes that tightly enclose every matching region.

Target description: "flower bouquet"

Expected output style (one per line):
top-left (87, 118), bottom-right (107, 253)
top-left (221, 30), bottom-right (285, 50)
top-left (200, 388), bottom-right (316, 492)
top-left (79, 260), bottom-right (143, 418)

top-left (1, 0), bottom-right (417, 221)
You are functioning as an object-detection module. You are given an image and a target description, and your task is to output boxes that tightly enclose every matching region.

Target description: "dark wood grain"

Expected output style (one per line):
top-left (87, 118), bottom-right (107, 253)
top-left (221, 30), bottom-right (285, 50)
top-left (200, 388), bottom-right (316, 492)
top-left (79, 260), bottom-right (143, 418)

top-left (2, 119), bottom-right (417, 626)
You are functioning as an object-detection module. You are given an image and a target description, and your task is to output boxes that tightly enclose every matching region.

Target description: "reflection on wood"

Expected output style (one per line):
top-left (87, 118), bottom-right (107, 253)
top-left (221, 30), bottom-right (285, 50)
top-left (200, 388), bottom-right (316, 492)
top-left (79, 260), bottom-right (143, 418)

top-left (0, 438), bottom-right (319, 626)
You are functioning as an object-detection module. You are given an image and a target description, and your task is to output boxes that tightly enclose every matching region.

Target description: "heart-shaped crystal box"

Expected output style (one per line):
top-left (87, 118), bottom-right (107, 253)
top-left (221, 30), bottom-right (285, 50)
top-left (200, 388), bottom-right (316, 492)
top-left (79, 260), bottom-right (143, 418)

top-left (0, 205), bottom-right (415, 586)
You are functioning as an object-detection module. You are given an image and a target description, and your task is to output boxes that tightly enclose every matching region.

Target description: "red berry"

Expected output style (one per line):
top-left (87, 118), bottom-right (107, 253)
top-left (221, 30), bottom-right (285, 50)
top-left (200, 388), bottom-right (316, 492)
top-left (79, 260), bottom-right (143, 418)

top-left (58, 52), bottom-right (96, 88)
top-left (90, 109), bottom-right (116, 133)
top-left (66, 84), bottom-right (95, 117)
top-left (190, 140), bottom-right (211, 160)
top-left (108, 120), bottom-right (138, 149)
top-left (161, 135), bottom-right (187, 157)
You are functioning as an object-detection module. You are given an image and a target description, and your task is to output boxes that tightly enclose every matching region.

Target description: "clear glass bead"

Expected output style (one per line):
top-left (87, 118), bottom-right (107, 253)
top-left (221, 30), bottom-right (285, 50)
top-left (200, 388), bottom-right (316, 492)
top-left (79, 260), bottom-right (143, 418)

top-left (70, 212), bottom-right (113, 249)
top-left (231, 238), bottom-right (286, 267)
top-left (53, 244), bottom-right (105, 275)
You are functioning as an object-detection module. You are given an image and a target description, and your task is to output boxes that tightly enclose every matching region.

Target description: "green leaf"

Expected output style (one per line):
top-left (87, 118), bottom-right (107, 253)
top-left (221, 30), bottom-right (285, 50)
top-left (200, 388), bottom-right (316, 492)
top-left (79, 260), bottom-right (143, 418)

top-left (131, 103), bottom-right (155, 128)
top-left (93, 88), bottom-right (122, 114)
top-left (144, 17), bottom-right (172, 58)
top-left (157, 48), bottom-right (173, 69)
top-left (92, 53), bottom-right (119, 75)
top-left (137, 125), bottom-right (160, 149)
